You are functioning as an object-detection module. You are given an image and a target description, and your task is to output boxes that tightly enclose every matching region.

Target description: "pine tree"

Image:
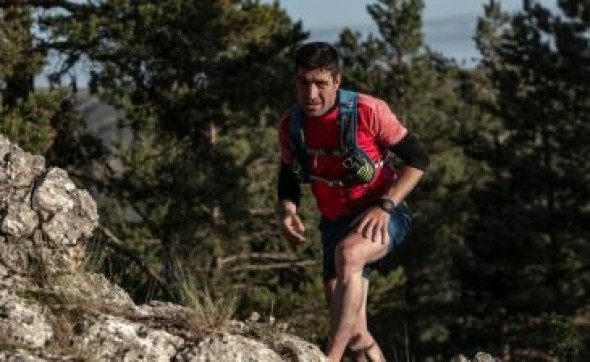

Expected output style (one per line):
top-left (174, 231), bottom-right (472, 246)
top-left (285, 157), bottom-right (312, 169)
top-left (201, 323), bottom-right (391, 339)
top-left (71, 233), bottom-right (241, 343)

top-left (39, 0), bottom-right (321, 324)
top-left (455, 1), bottom-right (590, 359)
top-left (0, 6), bottom-right (61, 153)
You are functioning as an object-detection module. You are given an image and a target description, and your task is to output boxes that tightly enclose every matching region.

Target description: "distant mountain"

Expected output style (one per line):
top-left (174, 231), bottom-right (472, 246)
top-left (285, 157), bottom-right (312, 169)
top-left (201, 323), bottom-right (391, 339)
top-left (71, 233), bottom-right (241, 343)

top-left (74, 90), bottom-right (131, 147)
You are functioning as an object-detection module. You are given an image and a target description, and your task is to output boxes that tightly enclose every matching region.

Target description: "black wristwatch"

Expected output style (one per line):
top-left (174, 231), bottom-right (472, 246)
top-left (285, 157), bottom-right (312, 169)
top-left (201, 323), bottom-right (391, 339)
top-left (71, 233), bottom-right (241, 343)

top-left (375, 197), bottom-right (396, 213)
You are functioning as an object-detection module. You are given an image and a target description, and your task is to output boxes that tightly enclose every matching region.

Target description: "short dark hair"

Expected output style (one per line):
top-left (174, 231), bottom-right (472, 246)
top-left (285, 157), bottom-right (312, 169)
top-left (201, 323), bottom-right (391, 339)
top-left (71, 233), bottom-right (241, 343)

top-left (295, 42), bottom-right (340, 76)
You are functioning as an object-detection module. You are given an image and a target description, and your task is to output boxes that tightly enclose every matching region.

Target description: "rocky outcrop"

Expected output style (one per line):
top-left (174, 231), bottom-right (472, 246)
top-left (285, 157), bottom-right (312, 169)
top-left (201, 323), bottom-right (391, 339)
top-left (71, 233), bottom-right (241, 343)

top-left (0, 134), bottom-right (326, 361)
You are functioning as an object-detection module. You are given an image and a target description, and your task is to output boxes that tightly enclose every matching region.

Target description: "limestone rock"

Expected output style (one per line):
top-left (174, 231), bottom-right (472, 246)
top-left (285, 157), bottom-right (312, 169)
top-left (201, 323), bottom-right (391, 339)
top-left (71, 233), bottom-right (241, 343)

top-left (0, 133), bottom-right (328, 361)
top-left (73, 314), bottom-right (185, 361)
top-left (0, 135), bottom-right (99, 278)
top-left (176, 333), bottom-right (284, 362)
top-left (1, 203), bottom-right (38, 238)
top-left (33, 168), bottom-right (99, 246)
top-left (272, 333), bottom-right (328, 362)
top-left (0, 290), bottom-right (53, 349)
top-left (0, 350), bottom-right (47, 362)
top-left (50, 272), bottom-right (136, 310)
top-left (0, 137), bottom-right (45, 202)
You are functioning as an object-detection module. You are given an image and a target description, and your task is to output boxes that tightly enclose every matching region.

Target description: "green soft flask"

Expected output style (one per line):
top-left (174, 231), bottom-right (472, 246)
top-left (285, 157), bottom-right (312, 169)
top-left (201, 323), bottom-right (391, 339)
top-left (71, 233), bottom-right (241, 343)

top-left (339, 89), bottom-right (377, 184)
top-left (343, 151), bottom-right (376, 184)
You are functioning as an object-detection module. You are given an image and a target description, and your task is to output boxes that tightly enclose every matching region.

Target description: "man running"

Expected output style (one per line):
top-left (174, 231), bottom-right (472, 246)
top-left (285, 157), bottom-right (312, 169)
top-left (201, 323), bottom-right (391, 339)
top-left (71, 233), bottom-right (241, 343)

top-left (277, 42), bottom-right (429, 362)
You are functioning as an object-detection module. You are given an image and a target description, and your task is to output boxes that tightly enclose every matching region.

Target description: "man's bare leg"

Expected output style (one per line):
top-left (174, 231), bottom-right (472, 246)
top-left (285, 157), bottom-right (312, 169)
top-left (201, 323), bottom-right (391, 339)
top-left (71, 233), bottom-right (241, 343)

top-left (324, 275), bottom-right (386, 362)
top-left (346, 281), bottom-right (386, 362)
top-left (325, 233), bottom-right (389, 361)
top-left (327, 269), bottom-right (364, 360)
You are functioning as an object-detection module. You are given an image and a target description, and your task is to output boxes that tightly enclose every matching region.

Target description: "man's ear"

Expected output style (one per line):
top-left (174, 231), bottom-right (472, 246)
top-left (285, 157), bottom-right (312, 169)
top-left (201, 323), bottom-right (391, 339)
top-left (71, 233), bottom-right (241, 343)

top-left (334, 73), bottom-right (342, 87)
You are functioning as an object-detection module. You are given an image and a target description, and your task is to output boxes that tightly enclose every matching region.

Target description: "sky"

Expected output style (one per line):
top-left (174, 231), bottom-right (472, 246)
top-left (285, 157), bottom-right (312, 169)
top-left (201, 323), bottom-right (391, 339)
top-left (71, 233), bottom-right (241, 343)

top-left (271, 0), bottom-right (557, 64)
top-left (37, 0), bottom-right (558, 87)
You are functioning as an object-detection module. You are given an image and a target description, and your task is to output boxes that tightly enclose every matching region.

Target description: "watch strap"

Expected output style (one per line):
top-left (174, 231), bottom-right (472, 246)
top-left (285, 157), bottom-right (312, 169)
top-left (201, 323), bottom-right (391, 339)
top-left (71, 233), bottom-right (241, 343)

top-left (376, 197), bottom-right (396, 213)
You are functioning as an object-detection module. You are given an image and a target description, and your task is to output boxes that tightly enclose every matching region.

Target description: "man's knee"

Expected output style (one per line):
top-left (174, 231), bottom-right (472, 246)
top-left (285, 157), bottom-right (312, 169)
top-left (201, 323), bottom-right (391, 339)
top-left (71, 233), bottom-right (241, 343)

top-left (348, 330), bottom-right (366, 348)
top-left (336, 243), bottom-right (364, 276)
top-left (347, 330), bottom-right (373, 356)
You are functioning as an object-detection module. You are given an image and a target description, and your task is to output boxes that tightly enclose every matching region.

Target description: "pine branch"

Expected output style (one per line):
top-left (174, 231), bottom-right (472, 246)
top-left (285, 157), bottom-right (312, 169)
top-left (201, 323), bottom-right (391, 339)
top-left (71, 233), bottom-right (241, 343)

top-left (215, 252), bottom-right (298, 268)
top-left (225, 260), bottom-right (318, 272)
top-left (98, 225), bottom-right (173, 298)
top-left (213, 252), bottom-right (318, 272)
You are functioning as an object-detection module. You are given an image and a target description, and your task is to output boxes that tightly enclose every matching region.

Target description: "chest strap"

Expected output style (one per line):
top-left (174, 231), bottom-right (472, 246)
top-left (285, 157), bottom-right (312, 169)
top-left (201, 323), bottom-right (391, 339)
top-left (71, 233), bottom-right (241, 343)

top-left (309, 160), bottom-right (385, 187)
top-left (306, 148), bottom-right (343, 157)
top-left (289, 89), bottom-right (378, 185)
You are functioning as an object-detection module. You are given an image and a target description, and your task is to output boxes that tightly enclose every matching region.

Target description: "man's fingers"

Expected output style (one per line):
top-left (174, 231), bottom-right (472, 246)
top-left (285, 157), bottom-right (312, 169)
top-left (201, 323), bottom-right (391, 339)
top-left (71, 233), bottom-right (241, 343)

top-left (281, 215), bottom-right (306, 245)
top-left (290, 229), bottom-right (306, 243)
top-left (356, 219), bottom-right (368, 238)
top-left (351, 209), bottom-right (391, 243)
top-left (372, 222), bottom-right (385, 244)
top-left (283, 228), bottom-right (305, 246)
top-left (354, 215), bottom-right (369, 235)
top-left (354, 216), bottom-right (380, 242)
top-left (292, 214), bottom-right (306, 234)
top-left (351, 209), bottom-right (370, 228)
top-left (290, 215), bottom-right (306, 242)
top-left (366, 222), bottom-right (374, 241)
top-left (367, 221), bottom-right (388, 244)
top-left (381, 224), bottom-right (388, 245)
top-left (372, 224), bottom-right (381, 243)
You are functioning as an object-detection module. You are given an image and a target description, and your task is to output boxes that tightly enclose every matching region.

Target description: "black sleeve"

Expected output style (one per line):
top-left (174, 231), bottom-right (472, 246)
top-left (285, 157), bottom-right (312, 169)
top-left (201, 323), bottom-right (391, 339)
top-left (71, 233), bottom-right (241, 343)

top-left (278, 162), bottom-right (301, 206)
top-left (388, 133), bottom-right (430, 171)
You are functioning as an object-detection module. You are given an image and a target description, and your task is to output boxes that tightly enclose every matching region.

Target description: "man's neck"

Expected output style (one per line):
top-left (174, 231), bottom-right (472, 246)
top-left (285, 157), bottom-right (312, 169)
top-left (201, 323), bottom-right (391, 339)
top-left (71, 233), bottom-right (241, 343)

top-left (307, 102), bottom-right (338, 119)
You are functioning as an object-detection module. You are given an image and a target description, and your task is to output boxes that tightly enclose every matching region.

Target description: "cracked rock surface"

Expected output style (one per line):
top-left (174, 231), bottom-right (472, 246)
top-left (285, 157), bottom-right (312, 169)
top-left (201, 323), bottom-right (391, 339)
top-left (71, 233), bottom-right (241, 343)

top-left (0, 134), bottom-right (327, 361)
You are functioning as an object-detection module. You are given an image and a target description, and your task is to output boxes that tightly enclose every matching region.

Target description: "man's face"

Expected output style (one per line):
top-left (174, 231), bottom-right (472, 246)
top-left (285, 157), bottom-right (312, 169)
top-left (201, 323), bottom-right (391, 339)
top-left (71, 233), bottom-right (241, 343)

top-left (295, 67), bottom-right (341, 117)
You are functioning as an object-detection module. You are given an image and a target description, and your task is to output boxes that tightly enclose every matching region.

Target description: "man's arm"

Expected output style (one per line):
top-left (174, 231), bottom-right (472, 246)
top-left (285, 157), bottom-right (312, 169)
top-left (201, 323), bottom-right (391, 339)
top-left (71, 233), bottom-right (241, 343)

top-left (278, 162), bottom-right (301, 213)
top-left (384, 132), bottom-right (430, 205)
top-left (353, 132), bottom-right (429, 243)
top-left (277, 162), bottom-right (306, 245)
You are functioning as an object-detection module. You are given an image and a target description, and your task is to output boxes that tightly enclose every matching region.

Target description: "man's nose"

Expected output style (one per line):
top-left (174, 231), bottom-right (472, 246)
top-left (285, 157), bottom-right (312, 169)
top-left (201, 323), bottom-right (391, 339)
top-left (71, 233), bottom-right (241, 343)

top-left (307, 84), bottom-right (319, 99)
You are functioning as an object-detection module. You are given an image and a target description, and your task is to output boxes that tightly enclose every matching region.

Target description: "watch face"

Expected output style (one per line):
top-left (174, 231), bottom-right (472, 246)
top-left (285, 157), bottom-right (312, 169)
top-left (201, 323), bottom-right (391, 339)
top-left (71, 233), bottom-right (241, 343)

top-left (380, 198), bottom-right (395, 212)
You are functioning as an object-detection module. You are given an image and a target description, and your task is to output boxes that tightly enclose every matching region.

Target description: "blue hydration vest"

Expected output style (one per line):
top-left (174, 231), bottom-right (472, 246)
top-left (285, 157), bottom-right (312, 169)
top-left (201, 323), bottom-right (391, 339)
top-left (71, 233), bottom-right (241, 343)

top-left (288, 89), bottom-right (378, 186)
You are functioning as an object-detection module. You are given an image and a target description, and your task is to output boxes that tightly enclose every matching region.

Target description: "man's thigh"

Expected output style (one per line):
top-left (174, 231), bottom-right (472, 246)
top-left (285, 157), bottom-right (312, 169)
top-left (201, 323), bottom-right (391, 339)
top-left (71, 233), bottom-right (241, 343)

top-left (338, 231), bottom-right (390, 267)
top-left (320, 202), bottom-right (412, 281)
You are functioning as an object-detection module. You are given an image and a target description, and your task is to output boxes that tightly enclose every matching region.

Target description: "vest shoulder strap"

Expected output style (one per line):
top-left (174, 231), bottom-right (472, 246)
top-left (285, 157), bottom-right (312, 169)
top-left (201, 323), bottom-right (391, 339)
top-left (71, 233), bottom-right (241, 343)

top-left (289, 106), bottom-right (310, 182)
top-left (289, 89), bottom-right (359, 183)
top-left (338, 89), bottom-right (359, 155)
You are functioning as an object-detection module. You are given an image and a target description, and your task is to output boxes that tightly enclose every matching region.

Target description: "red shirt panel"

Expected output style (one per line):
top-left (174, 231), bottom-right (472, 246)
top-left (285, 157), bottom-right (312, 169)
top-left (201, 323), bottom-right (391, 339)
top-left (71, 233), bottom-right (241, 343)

top-left (278, 92), bottom-right (407, 219)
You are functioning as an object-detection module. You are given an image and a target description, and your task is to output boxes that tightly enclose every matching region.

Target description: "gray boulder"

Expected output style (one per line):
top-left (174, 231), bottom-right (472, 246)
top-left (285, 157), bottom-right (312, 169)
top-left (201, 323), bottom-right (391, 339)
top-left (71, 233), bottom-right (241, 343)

top-left (0, 134), bottom-right (326, 361)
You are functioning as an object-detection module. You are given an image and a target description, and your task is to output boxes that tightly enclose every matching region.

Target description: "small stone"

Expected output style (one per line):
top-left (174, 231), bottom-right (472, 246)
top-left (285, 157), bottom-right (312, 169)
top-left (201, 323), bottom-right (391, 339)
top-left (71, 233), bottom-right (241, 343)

top-left (474, 352), bottom-right (496, 362)
top-left (248, 311), bottom-right (260, 322)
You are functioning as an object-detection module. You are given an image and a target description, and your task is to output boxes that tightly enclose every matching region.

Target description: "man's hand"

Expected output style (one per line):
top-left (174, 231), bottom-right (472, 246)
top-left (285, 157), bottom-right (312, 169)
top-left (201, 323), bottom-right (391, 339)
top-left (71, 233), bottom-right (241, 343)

top-left (279, 210), bottom-right (306, 248)
top-left (351, 207), bottom-right (390, 244)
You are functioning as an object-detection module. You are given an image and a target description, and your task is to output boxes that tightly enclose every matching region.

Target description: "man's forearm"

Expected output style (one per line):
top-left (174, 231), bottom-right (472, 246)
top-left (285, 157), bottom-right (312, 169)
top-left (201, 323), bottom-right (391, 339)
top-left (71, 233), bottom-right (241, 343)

top-left (385, 132), bottom-right (429, 206)
top-left (278, 162), bottom-right (301, 214)
top-left (383, 166), bottom-right (425, 205)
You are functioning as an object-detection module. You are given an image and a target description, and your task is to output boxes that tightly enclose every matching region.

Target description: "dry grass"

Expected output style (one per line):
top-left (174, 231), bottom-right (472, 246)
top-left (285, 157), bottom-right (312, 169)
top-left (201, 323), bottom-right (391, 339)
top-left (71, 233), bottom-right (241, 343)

top-left (177, 276), bottom-right (239, 331)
